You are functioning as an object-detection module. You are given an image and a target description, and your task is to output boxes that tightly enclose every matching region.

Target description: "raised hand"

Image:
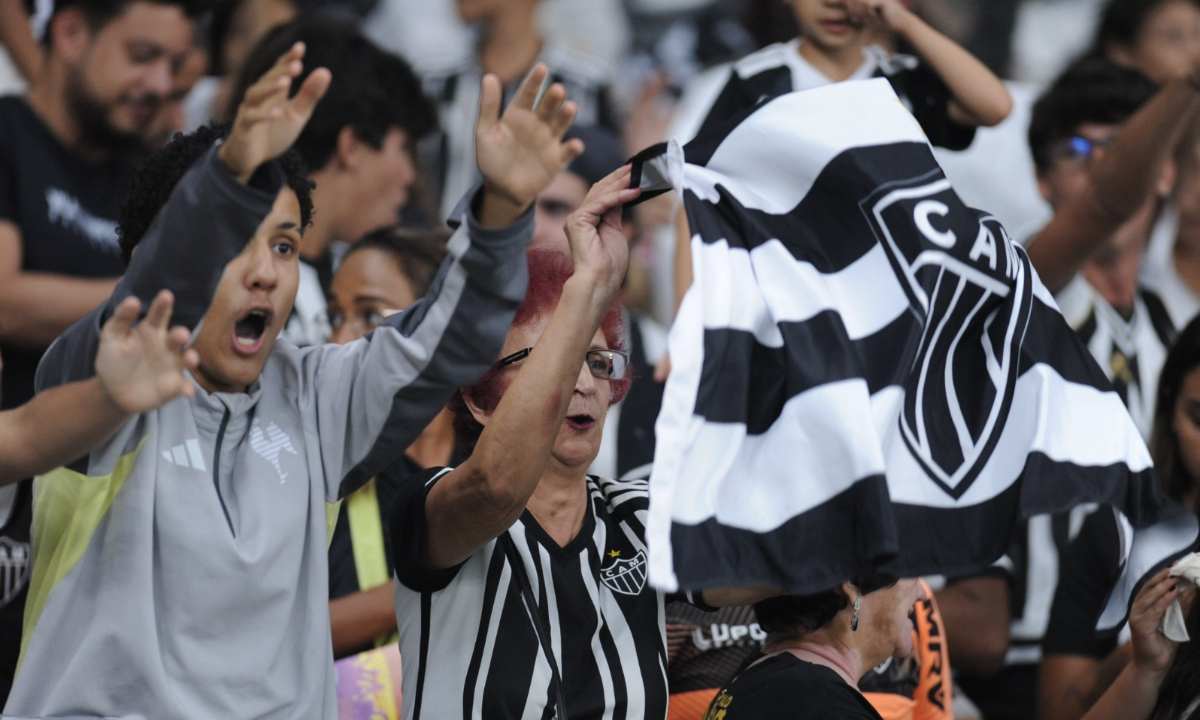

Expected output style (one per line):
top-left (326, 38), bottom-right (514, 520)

top-left (845, 0), bottom-right (911, 31)
top-left (475, 63), bottom-right (584, 227)
top-left (218, 41), bottom-right (331, 183)
top-left (95, 291), bottom-right (200, 414)
top-left (1127, 567), bottom-right (1188, 676)
top-left (563, 164), bottom-right (641, 306)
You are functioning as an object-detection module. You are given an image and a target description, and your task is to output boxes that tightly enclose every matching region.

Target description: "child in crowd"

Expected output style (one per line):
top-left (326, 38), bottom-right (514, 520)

top-left (694, 0), bottom-right (1011, 147)
top-left (670, 0), bottom-right (1013, 375)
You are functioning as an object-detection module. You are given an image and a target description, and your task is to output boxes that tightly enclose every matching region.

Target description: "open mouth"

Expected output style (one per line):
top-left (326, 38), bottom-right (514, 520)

top-left (820, 18), bottom-right (854, 33)
top-left (565, 414), bottom-right (596, 431)
top-left (232, 308), bottom-right (272, 355)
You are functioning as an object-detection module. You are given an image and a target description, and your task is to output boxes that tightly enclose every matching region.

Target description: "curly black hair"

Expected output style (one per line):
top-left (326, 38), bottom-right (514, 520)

top-left (117, 123), bottom-right (315, 266)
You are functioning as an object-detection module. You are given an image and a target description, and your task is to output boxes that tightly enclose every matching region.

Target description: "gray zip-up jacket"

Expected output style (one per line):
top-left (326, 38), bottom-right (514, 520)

top-left (4, 148), bottom-right (530, 720)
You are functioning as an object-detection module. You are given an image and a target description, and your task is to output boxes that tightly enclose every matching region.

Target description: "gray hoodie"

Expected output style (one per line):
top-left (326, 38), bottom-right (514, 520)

top-left (4, 148), bottom-right (530, 719)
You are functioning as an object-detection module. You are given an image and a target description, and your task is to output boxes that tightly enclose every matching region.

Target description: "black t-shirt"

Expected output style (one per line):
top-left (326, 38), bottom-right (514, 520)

top-left (0, 480), bottom-right (31, 706)
top-left (706, 654), bottom-right (884, 720)
top-left (0, 96), bottom-right (132, 409)
top-left (1043, 510), bottom-right (1123, 659)
top-left (328, 453), bottom-right (421, 602)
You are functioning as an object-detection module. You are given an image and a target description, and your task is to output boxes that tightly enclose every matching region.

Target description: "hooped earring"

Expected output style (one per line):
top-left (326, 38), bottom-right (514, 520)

top-left (850, 596), bottom-right (861, 632)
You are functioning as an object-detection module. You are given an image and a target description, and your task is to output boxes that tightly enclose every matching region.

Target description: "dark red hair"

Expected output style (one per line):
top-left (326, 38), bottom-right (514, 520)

top-left (450, 249), bottom-right (629, 457)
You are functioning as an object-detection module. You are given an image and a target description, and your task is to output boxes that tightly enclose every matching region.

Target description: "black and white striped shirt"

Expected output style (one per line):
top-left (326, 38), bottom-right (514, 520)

top-left (695, 39), bottom-right (975, 151)
top-left (392, 468), bottom-right (699, 720)
top-left (1056, 276), bottom-right (1176, 441)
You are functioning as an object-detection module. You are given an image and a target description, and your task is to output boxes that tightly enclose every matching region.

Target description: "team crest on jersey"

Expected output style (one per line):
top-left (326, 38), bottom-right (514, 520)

top-left (0, 536), bottom-right (30, 608)
top-left (862, 170), bottom-right (1032, 499)
top-left (600, 549), bottom-right (648, 595)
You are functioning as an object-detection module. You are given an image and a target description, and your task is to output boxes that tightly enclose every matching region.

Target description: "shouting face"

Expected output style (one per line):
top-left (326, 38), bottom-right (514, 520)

top-left (190, 188), bottom-right (302, 394)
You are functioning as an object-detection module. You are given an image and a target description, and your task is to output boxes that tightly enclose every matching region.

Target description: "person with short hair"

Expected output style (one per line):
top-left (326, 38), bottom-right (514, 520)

top-left (705, 579), bottom-right (928, 720)
top-left (5, 42), bottom-right (579, 719)
top-left (0, 0), bottom-right (205, 409)
top-left (957, 56), bottom-right (1200, 720)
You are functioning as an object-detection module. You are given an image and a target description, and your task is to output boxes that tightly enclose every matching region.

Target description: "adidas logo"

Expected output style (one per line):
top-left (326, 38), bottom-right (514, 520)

top-left (163, 439), bottom-right (207, 471)
top-left (251, 419), bottom-right (297, 484)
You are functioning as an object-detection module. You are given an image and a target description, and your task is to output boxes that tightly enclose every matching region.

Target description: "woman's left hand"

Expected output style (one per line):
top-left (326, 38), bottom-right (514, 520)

top-left (562, 164), bottom-right (641, 302)
top-left (1128, 567), bottom-right (1189, 676)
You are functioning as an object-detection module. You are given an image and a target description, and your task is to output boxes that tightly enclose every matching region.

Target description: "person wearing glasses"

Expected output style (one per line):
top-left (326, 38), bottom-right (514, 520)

top-left (324, 228), bottom-right (455, 659)
top-left (950, 57), bottom-right (1200, 720)
top-left (388, 166), bottom-right (770, 720)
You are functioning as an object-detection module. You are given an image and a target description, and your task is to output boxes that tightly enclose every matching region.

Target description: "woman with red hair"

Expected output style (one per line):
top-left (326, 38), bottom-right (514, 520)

top-left (387, 164), bottom-right (663, 719)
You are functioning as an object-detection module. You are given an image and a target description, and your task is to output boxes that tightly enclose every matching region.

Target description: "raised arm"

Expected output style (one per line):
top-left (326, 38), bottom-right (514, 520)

top-left (0, 291), bottom-right (196, 484)
top-left (309, 64), bottom-right (592, 499)
top-left (1028, 77), bottom-right (1200, 294)
top-left (846, 0), bottom-right (1011, 128)
top-left (1078, 568), bottom-right (1187, 720)
top-left (34, 43), bottom-right (329, 390)
top-left (0, 0), bottom-right (41, 83)
top-left (420, 166), bottom-right (637, 571)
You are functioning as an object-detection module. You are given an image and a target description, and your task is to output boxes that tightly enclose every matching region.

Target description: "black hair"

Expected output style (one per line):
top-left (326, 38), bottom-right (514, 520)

top-left (754, 591), bottom-right (850, 637)
top-left (1090, 0), bottom-right (1200, 59)
top-left (752, 575), bottom-right (897, 639)
top-left (117, 122), bottom-right (314, 265)
top-left (228, 16), bottom-right (437, 172)
top-left (345, 228), bottom-right (449, 298)
top-left (50, 0), bottom-right (210, 39)
top-left (1028, 57), bottom-right (1158, 172)
top-left (1149, 314), bottom-right (1200, 504)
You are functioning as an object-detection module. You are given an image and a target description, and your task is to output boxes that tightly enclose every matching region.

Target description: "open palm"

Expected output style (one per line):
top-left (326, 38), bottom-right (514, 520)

top-left (219, 42), bottom-right (331, 182)
top-left (95, 292), bottom-right (199, 414)
top-left (475, 64), bottom-right (582, 208)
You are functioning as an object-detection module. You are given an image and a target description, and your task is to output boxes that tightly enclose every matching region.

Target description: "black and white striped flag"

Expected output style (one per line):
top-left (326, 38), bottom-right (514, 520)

top-left (634, 79), bottom-right (1197, 628)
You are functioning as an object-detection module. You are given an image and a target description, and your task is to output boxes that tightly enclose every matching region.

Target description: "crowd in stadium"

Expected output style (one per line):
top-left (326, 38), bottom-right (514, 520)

top-left (1, 0), bottom-right (1200, 719)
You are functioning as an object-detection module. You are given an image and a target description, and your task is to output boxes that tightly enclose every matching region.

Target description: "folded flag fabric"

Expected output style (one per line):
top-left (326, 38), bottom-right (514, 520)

top-left (633, 78), bottom-right (1197, 629)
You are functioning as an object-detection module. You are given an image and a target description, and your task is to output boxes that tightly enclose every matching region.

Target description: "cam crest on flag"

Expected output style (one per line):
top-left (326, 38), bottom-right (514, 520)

top-left (865, 172), bottom-right (1030, 498)
top-left (631, 78), bottom-right (1198, 629)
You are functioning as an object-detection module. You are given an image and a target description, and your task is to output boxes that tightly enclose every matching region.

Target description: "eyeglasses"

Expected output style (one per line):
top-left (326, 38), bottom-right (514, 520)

top-left (497, 347), bottom-right (631, 380)
top-left (328, 307), bottom-right (403, 335)
top-left (1046, 135), bottom-right (1115, 165)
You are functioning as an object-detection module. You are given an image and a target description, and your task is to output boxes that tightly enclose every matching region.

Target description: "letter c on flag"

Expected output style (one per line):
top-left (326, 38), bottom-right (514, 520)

top-left (914, 200), bottom-right (956, 248)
